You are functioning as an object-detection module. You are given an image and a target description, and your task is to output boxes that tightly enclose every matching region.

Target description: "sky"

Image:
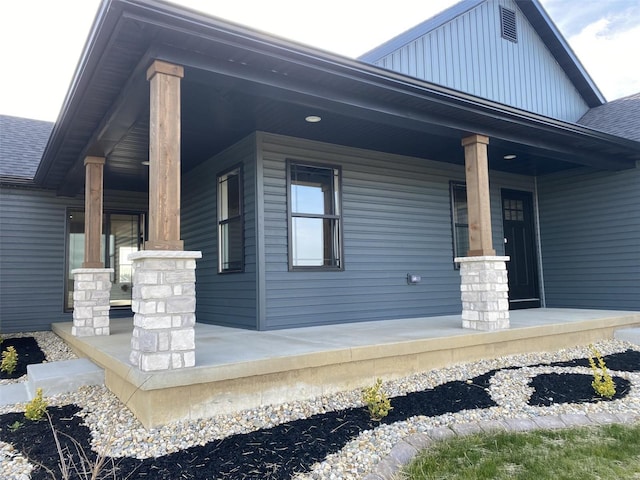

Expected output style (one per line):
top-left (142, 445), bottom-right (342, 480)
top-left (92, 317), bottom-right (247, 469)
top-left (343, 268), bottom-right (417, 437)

top-left (0, 0), bottom-right (638, 122)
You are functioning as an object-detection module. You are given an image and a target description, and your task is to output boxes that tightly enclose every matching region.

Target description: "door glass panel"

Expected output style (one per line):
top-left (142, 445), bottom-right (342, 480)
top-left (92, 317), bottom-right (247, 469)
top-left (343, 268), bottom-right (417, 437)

top-left (503, 199), bottom-right (524, 222)
top-left (65, 212), bottom-right (142, 310)
top-left (66, 211), bottom-right (85, 310)
top-left (109, 214), bottom-right (141, 307)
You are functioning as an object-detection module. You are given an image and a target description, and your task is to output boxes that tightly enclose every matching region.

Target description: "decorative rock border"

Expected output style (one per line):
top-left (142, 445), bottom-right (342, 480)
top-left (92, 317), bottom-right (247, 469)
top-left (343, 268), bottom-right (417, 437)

top-left (2, 336), bottom-right (638, 480)
top-left (363, 411), bottom-right (640, 480)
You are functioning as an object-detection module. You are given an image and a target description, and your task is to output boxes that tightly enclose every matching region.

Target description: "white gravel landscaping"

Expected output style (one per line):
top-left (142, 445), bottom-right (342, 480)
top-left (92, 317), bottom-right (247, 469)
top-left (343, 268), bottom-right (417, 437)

top-left (1, 332), bottom-right (639, 480)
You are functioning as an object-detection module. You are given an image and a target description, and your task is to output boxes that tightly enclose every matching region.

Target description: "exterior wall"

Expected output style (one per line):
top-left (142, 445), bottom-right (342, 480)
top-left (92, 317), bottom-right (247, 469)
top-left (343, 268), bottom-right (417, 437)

top-left (258, 132), bottom-right (534, 329)
top-left (0, 187), bottom-right (147, 333)
top-left (367, 0), bottom-right (589, 122)
top-left (538, 163), bottom-right (640, 310)
top-left (182, 135), bottom-right (258, 329)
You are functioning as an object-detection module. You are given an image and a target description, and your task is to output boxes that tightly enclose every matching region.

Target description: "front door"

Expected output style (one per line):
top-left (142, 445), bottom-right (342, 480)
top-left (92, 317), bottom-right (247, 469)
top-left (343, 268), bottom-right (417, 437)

top-left (502, 190), bottom-right (540, 309)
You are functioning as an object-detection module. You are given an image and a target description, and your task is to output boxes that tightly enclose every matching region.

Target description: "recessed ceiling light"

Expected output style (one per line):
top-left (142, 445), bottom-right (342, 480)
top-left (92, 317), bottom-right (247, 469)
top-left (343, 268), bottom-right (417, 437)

top-left (305, 115), bottom-right (322, 123)
top-left (503, 154), bottom-right (517, 160)
top-left (141, 160), bottom-right (150, 166)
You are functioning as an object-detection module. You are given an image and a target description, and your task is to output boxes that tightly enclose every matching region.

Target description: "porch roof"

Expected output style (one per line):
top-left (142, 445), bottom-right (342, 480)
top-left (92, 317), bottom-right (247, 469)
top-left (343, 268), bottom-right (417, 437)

top-left (34, 0), bottom-right (640, 196)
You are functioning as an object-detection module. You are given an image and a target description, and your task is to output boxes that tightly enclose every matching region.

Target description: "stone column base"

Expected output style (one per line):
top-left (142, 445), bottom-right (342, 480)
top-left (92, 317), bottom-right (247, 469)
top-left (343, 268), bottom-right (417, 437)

top-left (455, 256), bottom-right (510, 331)
top-left (129, 250), bottom-right (202, 372)
top-left (72, 268), bottom-right (114, 336)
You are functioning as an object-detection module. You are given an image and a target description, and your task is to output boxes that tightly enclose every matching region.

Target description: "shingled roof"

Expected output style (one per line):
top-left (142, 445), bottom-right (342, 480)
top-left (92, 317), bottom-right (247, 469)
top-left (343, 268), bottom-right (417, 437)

top-left (0, 115), bottom-right (53, 185)
top-left (578, 92), bottom-right (640, 143)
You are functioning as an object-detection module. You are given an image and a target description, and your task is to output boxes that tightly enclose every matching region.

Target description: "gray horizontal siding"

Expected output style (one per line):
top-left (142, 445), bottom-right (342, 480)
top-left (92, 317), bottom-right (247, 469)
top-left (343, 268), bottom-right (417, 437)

top-left (182, 135), bottom-right (258, 329)
top-left (0, 187), bottom-right (147, 333)
top-left (538, 164), bottom-right (640, 310)
top-left (372, 0), bottom-right (589, 121)
top-left (260, 132), bottom-right (534, 329)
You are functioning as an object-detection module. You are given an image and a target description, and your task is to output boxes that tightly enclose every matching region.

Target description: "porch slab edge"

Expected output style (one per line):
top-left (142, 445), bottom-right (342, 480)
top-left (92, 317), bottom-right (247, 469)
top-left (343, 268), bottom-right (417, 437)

top-left (53, 311), bottom-right (640, 392)
top-left (52, 310), bottom-right (640, 428)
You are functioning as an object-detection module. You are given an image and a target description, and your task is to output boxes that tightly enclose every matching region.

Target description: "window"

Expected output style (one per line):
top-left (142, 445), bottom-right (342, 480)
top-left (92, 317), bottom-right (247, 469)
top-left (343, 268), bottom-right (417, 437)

top-left (288, 161), bottom-right (342, 270)
top-left (218, 165), bottom-right (244, 273)
top-left (503, 198), bottom-right (524, 221)
top-left (65, 211), bottom-right (144, 310)
top-left (450, 182), bottom-right (469, 266)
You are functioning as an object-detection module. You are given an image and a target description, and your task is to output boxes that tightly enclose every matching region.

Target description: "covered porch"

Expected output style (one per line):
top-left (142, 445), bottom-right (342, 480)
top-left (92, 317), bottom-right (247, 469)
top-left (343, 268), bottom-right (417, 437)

top-left (53, 308), bottom-right (640, 428)
top-left (34, 0), bottom-right (640, 428)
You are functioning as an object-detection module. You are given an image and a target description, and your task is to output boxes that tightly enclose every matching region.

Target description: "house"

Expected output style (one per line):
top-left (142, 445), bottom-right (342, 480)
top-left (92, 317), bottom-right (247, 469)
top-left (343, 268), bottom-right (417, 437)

top-left (1, 0), bottom-right (639, 355)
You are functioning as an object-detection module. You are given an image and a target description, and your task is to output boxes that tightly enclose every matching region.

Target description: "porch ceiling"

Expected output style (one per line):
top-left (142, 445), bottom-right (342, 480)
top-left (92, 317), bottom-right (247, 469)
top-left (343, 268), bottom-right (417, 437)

top-left (35, 0), bottom-right (640, 196)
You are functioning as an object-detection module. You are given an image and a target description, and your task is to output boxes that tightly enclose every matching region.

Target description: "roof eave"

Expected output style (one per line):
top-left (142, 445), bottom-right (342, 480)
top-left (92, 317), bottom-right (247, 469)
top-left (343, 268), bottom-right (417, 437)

top-left (34, 0), bottom-right (639, 191)
top-left (33, 0), bottom-right (119, 186)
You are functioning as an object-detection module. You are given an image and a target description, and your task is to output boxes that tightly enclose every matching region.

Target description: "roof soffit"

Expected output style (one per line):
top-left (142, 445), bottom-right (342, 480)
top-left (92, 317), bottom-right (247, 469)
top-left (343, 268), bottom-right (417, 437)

top-left (39, 0), bottom-right (639, 194)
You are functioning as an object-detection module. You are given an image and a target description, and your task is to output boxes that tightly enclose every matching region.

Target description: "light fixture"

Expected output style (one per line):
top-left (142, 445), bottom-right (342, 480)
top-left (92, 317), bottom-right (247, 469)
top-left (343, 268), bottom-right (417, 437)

top-left (305, 115), bottom-right (322, 123)
top-left (503, 154), bottom-right (517, 160)
top-left (141, 160), bottom-right (150, 166)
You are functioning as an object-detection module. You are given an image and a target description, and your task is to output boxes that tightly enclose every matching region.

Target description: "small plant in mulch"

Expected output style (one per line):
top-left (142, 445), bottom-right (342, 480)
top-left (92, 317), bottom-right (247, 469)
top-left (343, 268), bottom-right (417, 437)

top-left (8, 420), bottom-right (23, 432)
top-left (25, 388), bottom-right (48, 421)
top-left (1, 345), bottom-right (18, 375)
top-left (362, 378), bottom-right (393, 421)
top-left (0, 337), bottom-right (46, 379)
top-left (1, 349), bottom-right (638, 479)
top-left (589, 344), bottom-right (616, 399)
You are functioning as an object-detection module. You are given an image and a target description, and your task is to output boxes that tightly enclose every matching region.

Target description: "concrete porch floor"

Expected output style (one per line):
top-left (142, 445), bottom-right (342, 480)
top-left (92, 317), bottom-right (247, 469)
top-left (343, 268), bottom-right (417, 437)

top-left (53, 308), bottom-right (640, 428)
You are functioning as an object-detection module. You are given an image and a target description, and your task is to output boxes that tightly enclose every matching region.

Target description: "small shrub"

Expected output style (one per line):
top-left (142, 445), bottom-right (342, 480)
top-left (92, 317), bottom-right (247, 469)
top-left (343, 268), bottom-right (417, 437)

top-left (589, 345), bottom-right (616, 399)
top-left (8, 421), bottom-right (23, 432)
top-left (1, 345), bottom-right (18, 375)
top-left (25, 387), bottom-right (48, 421)
top-left (362, 378), bottom-right (393, 421)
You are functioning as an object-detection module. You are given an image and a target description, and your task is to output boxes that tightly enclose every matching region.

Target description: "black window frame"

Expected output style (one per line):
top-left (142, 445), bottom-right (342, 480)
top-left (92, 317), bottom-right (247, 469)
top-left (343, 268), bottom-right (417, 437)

top-left (287, 159), bottom-right (344, 272)
top-left (449, 181), bottom-right (469, 269)
top-left (217, 163), bottom-right (245, 274)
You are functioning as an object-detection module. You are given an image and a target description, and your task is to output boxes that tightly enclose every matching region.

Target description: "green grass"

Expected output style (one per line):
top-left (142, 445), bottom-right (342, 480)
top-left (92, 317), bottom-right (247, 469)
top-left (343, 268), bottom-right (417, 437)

top-left (401, 423), bottom-right (640, 480)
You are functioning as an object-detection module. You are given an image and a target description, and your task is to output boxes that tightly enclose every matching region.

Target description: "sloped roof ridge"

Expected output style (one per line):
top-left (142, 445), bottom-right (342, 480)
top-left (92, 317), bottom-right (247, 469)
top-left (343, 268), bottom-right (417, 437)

top-left (0, 114), bottom-right (54, 183)
top-left (358, 0), bottom-right (484, 62)
top-left (359, 0), bottom-right (605, 108)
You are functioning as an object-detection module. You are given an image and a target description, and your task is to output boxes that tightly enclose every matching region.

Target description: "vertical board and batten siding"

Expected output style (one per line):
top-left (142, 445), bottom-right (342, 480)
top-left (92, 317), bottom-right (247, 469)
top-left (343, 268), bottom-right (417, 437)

top-left (372, 0), bottom-right (589, 122)
top-left (537, 164), bottom-right (640, 310)
top-left (258, 132), bottom-right (534, 329)
top-left (0, 188), bottom-right (148, 333)
top-left (182, 135), bottom-right (258, 329)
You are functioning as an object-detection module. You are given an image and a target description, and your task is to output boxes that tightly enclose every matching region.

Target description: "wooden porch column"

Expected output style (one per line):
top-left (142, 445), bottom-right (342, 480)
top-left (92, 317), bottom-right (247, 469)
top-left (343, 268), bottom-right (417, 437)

top-left (146, 60), bottom-right (184, 250)
top-left (461, 134), bottom-right (496, 256)
top-left (82, 156), bottom-right (105, 268)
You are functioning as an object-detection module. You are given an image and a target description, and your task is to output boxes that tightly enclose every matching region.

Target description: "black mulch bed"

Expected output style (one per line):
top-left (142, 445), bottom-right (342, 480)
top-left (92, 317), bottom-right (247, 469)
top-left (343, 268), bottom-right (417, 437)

top-left (0, 337), bottom-right (46, 379)
top-left (1, 350), bottom-right (637, 479)
top-left (545, 349), bottom-right (640, 372)
top-left (529, 374), bottom-right (632, 406)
